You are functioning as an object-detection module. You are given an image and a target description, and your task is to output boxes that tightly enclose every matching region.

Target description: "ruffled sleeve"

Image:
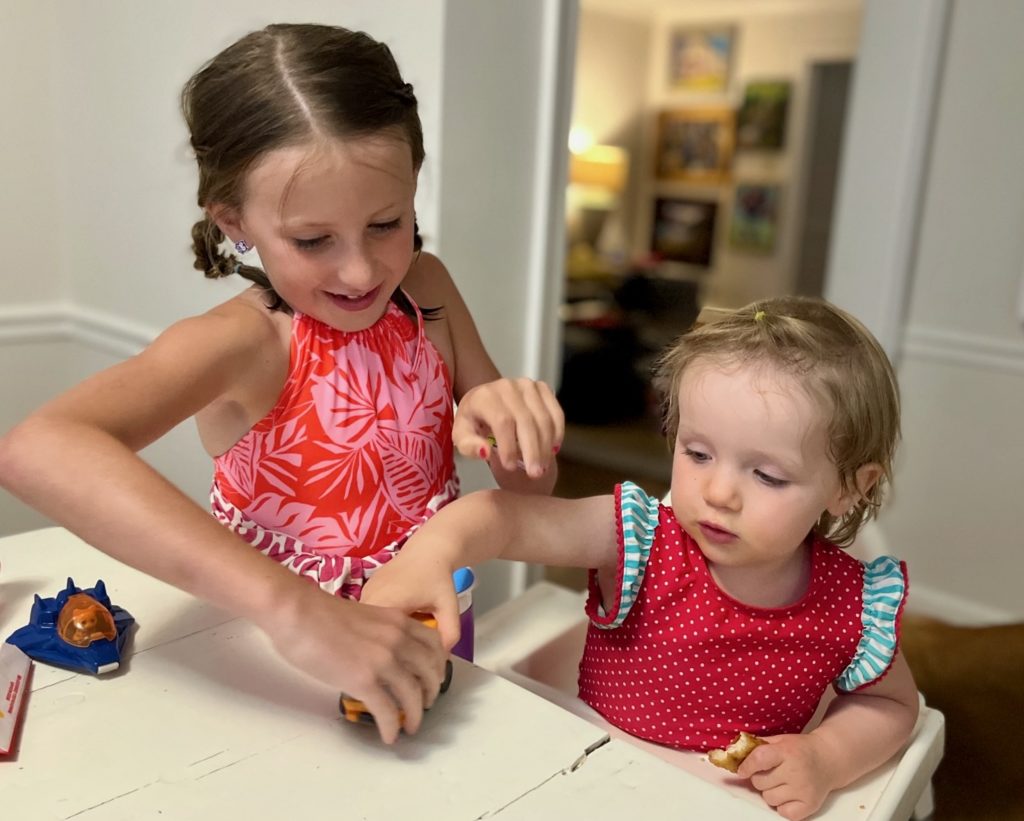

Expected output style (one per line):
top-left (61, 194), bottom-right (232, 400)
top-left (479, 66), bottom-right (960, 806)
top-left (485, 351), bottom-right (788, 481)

top-left (835, 556), bottom-right (909, 692)
top-left (587, 481), bottom-right (660, 630)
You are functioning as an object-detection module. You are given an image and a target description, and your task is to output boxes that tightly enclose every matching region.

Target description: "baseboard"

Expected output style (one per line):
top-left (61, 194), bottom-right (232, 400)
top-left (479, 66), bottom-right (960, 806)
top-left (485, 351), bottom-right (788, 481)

top-left (0, 302), bottom-right (156, 357)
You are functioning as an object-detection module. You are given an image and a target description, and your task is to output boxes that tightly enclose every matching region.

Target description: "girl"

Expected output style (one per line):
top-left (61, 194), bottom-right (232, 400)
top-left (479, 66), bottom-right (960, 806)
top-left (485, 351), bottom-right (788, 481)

top-left (363, 296), bottom-right (920, 819)
top-left (0, 24), bottom-right (562, 744)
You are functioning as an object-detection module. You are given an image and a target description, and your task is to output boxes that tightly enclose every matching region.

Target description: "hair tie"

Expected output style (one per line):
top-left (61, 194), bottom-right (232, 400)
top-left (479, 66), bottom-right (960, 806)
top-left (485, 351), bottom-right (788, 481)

top-left (393, 82), bottom-right (416, 105)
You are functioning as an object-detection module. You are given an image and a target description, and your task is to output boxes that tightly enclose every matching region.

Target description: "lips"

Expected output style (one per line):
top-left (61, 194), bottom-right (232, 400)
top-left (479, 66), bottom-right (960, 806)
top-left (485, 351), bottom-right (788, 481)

top-left (324, 285), bottom-right (381, 312)
top-left (698, 520), bottom-right (738, 545)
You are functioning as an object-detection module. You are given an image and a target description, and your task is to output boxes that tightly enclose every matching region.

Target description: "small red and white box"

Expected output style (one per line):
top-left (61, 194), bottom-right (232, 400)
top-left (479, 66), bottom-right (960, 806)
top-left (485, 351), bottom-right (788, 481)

top-left (1, 641), bottom-right (31, 755)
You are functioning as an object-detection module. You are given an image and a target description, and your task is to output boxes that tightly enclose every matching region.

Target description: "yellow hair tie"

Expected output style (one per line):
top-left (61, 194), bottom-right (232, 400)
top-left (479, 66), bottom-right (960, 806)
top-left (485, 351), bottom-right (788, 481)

top-left (754, 310), bottom-right (766, 322)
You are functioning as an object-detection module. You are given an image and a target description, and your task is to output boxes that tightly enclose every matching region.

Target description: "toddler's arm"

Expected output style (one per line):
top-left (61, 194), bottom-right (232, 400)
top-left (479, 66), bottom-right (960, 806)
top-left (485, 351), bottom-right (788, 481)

top-left (363, 489), bottom-right (618, 644)
top-left (0, 303), bottom-right (447, 743)
top-left (737, 654), bottom-right (920, 820)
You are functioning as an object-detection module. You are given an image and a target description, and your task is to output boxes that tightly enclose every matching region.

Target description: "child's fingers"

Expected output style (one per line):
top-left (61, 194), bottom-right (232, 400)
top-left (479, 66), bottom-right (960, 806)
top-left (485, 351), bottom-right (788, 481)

top-left (359, 685), bottom-right (403, 744)
top-left (430, 592), bottom-right (462, 652)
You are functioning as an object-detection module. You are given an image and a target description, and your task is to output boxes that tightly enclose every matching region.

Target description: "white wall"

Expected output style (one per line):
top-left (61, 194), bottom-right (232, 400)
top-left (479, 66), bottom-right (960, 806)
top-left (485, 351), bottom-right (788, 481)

top-left (867, 0), bottom-right (1024, 621)
top-left (571, 8), bottom-right (652, 260)
top-left (638, 1), bottom-right (862, 307)
top-left (0, 0), bottom-right (62, 303)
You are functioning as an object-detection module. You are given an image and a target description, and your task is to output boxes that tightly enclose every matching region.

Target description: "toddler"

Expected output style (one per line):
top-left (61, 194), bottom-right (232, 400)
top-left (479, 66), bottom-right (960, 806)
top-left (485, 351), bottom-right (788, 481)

top-left (364, 296), bottom-right (920, 817)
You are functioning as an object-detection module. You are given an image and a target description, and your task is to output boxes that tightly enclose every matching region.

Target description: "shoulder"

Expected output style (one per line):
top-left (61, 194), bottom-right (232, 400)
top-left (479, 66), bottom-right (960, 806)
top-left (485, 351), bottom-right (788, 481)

top-left (835, 555), bottom-right (909, 692)
top-left (402, 251), bottom-right (459, 307)
top-left (143, 289), bottom-right (288, 389)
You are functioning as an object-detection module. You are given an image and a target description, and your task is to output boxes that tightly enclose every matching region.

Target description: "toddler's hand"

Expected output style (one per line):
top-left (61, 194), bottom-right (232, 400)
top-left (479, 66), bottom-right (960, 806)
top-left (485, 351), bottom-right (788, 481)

top-left (737, 733), bottom-right (839, 821)
top-left (453, 378), bottom-right (564, 479)
top-left (258, 587), bottom-right (448, 745)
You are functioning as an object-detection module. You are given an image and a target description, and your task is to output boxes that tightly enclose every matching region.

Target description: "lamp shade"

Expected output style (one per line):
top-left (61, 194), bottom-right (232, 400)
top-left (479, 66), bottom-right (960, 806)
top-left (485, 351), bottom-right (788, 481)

top-left (569, 144), bottom-right (629, 192)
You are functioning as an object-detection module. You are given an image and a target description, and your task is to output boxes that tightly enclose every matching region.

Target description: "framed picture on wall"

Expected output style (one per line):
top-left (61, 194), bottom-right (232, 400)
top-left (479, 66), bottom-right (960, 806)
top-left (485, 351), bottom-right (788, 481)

top-left (655, 108), bottom-right (735, 183)
top-left (728, 183), bottom-right (780, 253)
top-left (736, 80), bottom-right (792, 150)
top-left (651, 196), bottom-right (718, 267)
top-left (668, 26), bottom-right (735, 92)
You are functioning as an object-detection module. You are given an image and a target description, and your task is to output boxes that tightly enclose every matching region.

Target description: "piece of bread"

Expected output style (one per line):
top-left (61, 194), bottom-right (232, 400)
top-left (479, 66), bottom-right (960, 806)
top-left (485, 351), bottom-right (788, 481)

top-left (707, 731), bottom-right (766, 773)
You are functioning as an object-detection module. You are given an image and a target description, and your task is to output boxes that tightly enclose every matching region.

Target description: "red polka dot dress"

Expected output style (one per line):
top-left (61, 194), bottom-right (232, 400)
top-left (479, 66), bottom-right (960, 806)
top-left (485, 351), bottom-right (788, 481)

top-left (578, 482), bottom-right (908, 752)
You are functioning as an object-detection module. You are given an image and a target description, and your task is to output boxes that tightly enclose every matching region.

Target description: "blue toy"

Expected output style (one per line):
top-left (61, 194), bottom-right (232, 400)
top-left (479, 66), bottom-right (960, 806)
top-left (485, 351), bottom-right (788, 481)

top-left (5, 578), bottom-right (134, 675)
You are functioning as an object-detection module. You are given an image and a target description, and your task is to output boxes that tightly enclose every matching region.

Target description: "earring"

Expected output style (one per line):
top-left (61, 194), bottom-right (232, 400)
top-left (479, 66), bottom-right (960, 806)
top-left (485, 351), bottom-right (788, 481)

top-left (234, 239), bottom-right (252, 255)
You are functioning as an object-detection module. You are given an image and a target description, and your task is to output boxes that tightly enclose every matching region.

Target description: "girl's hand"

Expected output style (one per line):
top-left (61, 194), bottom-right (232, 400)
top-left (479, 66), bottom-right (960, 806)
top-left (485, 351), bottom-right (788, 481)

top-left (737, 734), bottom-right (839, 821)
top-left (453, 378), bottom-right (564, 482)
top-left (258, 586), bottom-right (449, 745)
top-left (362, 544), bottom-right (462, 652)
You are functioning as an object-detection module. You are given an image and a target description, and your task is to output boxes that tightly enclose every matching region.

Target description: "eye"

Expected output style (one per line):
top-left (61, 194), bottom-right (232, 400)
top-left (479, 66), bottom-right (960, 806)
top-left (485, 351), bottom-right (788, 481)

top-left (293, 236), bottom-right (329, 250)
top-left (369, 218), bottom-right (402, 234)
top-left (683, 447), bottom-right (710, 464)
top-left (754, 470), bottom-right (789, 488)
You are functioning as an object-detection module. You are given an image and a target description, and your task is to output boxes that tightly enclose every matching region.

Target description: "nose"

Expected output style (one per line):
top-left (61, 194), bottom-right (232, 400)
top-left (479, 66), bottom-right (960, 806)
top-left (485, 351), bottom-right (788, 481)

top-left (333, 244), bottom-right (378, 293)
top-left (702, 466), bottom-right (740, 511)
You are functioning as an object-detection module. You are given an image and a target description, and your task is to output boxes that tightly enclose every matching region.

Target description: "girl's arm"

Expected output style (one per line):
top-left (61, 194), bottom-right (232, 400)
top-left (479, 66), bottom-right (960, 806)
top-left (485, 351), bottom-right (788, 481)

top-left (363, 489), bottom-right (618, 646)
top-left (0, 299), bottom-right (447, 743)
top-left (405, 253), bottom-right (563, 494)
top-left (737, 654), bottom-right (920, 821)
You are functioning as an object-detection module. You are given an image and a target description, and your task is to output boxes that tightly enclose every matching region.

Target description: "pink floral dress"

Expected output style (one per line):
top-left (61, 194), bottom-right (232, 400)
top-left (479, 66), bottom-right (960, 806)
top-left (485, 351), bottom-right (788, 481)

top-left (211, 299), bottom-right (459, 599)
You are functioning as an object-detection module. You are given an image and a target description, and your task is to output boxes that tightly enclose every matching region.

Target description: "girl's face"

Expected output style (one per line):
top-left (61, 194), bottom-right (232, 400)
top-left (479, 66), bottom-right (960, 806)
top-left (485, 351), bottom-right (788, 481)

top-left (222, 136), bottom-right (417, 331)
top-left (669, 359), bottom-right (855, 580)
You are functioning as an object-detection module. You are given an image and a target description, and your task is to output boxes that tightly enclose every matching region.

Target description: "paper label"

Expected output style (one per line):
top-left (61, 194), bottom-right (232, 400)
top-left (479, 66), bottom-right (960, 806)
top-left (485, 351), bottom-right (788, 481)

top-left (1, 642), bottom-right (32, 755)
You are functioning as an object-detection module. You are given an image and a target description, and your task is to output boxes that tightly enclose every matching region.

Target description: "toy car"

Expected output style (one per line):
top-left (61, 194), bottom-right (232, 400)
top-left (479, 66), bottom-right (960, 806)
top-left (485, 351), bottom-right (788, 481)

top-left (5, 578), bottom-right (134, 675)
top-left (339, 613), bottom-right (453, 725)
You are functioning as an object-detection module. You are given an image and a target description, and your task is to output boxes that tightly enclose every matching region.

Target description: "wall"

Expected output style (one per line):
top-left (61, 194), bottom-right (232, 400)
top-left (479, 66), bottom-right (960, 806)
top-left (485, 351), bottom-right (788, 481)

top-left (875, 0), bottom-right (1024, 620)
top-left (571, 8), bottom-right (651, 251)
top-left (638, 0), bottom-right (861, 308)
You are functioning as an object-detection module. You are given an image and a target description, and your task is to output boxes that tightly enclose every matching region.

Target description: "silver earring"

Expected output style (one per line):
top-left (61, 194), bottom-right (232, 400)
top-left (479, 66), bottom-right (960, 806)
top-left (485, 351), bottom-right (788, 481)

top-left (234, 239), bottom-right (252, 254)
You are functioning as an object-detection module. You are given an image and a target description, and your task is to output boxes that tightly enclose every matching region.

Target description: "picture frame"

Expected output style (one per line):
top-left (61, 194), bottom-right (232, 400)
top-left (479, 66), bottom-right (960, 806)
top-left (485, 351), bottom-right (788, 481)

top-left (655, 108), bottom-right (735, 183)
top-left (651, 196), bottom-right (718, 267)
top-left (728, 183), bottom-right (781, 253)
top-left (668, 26), bottom-right (735, 92)
top-left (736, 80), bottom-right (792, 151)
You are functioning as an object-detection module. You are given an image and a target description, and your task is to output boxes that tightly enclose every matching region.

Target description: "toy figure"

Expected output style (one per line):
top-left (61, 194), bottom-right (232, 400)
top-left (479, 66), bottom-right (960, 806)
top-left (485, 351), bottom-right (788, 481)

top-left (6, 578), bottom-right (134, 675)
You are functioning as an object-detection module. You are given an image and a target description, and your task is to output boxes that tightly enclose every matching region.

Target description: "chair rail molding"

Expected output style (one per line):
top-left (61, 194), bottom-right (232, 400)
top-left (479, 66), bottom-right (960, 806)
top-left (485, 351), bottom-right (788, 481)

top-left (0, 302), bottom-right (156, 358)
top-left (903, 324), bottom-right (1024, 376)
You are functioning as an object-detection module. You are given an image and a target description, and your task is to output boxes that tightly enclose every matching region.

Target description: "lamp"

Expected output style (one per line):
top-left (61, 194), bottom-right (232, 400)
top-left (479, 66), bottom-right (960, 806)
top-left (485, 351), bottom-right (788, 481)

top-left (570, 144), bottom-right (629, 194)
top-left (566, 143), bottom-right (630, 275)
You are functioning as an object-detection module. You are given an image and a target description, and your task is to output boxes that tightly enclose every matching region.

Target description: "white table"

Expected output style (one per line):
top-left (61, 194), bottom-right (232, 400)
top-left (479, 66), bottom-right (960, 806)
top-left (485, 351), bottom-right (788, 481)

top-left (1, 528), bottom-right (783, 820)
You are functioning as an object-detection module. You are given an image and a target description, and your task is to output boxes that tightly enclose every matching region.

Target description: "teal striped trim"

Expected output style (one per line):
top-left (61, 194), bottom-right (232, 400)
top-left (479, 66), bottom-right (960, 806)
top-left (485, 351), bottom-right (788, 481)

top-left (595, 480), bottom-right (659, 629)
top-left (836, 556), bottom-right (907, 691)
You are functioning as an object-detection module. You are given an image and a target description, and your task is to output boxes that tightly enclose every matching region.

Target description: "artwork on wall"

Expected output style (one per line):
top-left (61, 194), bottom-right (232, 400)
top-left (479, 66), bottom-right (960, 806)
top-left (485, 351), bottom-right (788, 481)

top-left (736, 81), bottom-right (791, 150)
top-left (651, 196), bottom-right (718, 267)
top-left (668, 26), bottom-right (735, 92)
top-left (728, 183), bottom-right (780, 253)
top-left (655, 108), bottom-right (735, 183)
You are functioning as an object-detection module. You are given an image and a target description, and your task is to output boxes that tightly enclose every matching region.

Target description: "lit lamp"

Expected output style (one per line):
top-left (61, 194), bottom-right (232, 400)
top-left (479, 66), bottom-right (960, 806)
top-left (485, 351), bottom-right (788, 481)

top-left (566, 142), bottom-right (629, 277)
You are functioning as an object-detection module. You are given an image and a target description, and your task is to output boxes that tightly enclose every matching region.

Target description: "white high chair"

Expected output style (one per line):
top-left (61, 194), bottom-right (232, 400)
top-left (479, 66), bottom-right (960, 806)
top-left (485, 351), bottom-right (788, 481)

top-left (475, 581), bottom-right (943, 820)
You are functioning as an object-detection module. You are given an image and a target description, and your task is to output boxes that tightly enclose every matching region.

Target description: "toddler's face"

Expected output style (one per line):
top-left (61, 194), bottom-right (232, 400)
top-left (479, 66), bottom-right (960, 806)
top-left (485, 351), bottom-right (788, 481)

top-left (668, 359), bottom-right (851, 578)
top-left (232, 136), bottom-right (417, 331)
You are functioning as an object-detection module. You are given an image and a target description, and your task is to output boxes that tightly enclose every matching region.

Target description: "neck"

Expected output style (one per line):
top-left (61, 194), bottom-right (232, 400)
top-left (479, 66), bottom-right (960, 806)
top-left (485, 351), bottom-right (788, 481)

top-left (709, 543), bottom-right (812, 608)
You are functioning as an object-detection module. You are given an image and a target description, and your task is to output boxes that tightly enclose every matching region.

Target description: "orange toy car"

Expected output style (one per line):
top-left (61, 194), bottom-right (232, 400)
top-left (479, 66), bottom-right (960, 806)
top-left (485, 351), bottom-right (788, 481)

top-left (339, 613), bottom-right (454, 725)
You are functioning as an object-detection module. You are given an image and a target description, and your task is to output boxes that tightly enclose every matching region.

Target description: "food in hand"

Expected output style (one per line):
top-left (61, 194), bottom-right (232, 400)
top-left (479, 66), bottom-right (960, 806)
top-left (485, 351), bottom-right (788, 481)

top-left (708, 731), bottom-right (765, 773)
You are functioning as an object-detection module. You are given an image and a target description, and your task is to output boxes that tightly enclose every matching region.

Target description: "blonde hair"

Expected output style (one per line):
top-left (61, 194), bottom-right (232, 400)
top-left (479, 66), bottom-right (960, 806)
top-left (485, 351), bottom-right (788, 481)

top-left (653, 296), bottom-right (900, 546)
